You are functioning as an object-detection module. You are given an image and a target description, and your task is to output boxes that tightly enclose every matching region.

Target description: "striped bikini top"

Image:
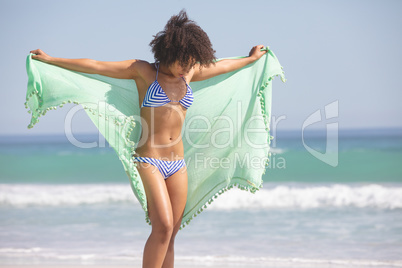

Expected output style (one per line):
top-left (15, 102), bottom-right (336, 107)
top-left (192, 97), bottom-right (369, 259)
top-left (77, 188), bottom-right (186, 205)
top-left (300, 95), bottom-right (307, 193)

top-left (141, 63), bottom-right (194, 109)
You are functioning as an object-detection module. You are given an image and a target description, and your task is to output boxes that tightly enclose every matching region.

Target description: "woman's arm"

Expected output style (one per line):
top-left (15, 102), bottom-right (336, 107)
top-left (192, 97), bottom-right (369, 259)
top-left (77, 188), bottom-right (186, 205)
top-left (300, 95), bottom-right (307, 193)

top-left (191, 45), bottom-right (268, 82)
top-left (29, 49), bottom-right (142, 79)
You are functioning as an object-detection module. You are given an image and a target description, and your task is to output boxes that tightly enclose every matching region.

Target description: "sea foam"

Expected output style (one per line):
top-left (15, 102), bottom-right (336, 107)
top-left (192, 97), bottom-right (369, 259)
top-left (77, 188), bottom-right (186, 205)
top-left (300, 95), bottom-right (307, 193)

top-left (1, 183), bottom-right (401, 210)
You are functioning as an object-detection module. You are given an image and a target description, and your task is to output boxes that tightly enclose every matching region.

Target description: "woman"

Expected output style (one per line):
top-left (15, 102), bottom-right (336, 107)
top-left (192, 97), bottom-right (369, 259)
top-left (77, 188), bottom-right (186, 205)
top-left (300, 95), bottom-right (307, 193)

top-left (30, 10), bottom-right (267, 268)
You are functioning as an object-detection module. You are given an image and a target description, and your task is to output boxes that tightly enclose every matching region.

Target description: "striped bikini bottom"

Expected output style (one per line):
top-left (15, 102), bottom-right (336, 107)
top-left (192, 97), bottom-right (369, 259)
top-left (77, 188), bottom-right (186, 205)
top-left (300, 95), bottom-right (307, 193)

top-left (132, 157), bottom-right (186, 180)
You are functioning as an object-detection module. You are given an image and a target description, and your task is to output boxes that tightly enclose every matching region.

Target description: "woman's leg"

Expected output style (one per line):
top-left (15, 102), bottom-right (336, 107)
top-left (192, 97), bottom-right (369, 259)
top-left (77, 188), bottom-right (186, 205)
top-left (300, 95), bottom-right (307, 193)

top-left (161, 166), bottom-right (188, 268)
top-left (136, 162), bottom-right (174, 268)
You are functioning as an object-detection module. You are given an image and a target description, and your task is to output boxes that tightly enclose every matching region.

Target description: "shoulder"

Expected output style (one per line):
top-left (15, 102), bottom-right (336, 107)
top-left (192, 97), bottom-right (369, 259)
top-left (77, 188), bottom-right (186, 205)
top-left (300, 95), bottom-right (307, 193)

top-left (187, 63), bottom-right (202, 82)
top-left (131, 60), bottom-right (158, 93)
top-left (191, 62), bottom-right (219, 82)
top-left (130, 60), bottom-right (152, 76)
top-left (129, 60), bottom-right (158, 82)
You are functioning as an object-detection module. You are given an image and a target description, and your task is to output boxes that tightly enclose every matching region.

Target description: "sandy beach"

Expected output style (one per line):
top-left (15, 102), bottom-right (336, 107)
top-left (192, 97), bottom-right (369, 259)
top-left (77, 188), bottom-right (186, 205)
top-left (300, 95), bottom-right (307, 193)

top-left (2, 262), bottom-right (396, 268)
top-left (0, 264), bottom-right (265, 268)
top-left (1, 264), bottom-right (394, 268)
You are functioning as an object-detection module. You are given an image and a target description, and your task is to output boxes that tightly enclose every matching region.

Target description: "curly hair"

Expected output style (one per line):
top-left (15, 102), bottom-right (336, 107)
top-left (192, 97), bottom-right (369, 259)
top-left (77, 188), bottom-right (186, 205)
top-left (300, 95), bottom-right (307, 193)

top-left (150, 10), bottom-right (216, 68)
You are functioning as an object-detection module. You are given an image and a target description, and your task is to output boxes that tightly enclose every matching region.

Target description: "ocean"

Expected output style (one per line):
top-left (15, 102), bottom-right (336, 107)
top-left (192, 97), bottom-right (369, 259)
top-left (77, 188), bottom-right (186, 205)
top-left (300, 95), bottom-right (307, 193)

top-left (1, 128), bottom-right (402, 267)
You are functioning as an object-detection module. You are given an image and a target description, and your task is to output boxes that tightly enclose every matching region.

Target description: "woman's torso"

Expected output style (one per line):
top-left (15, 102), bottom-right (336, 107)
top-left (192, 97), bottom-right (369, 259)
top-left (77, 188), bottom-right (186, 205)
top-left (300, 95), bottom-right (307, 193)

top-left (133, 62), bottom-right (194, 161)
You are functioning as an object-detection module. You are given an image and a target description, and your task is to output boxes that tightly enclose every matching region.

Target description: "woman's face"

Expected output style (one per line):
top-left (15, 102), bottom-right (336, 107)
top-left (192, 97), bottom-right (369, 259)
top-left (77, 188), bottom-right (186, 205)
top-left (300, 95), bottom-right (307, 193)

top-left (169, 61), bottom-right (193, 78)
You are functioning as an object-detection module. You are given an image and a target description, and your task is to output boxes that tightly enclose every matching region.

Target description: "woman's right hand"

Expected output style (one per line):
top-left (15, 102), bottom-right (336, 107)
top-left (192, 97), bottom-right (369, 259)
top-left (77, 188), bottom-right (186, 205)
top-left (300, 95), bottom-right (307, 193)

top-left (30, 49), bottom-right (52, 63)
top-left (28, 49), bottom-right (142, 79)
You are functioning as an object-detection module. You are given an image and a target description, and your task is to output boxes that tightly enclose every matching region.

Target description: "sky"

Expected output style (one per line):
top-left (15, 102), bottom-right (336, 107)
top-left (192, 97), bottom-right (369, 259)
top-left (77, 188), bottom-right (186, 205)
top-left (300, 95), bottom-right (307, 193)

top-left (1, 0), bottom-right (401, 135)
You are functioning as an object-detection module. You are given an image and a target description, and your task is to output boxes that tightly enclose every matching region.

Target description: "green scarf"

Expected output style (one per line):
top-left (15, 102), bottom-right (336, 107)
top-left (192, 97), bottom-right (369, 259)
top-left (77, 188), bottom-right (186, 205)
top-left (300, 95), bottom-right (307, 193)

top-left (25, 48), bottom-right (286, 228)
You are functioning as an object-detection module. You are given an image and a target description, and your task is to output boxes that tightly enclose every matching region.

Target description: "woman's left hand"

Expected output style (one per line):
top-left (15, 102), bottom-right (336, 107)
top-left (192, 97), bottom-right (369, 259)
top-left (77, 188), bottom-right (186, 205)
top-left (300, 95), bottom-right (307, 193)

top-left (249, 45), bottom-right (268, 61)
